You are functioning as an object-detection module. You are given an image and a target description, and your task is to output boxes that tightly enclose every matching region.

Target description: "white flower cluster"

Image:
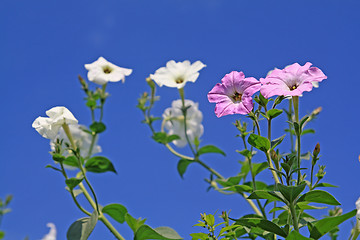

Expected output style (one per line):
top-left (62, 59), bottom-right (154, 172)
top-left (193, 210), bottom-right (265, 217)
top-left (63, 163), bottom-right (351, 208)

top-left (163, 99), bottom-right (204, 147)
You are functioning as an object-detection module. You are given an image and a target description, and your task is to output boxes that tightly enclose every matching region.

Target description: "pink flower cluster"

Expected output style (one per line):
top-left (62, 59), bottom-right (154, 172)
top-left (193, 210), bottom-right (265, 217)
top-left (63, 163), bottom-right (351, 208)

top-left (208, 62), bottom-right (327, 118)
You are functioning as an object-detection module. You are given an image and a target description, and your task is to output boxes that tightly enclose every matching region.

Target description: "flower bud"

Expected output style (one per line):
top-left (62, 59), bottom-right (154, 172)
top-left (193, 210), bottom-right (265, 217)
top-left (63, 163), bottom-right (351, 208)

top-left (313, 143), bottom-right (320, 157)
top-left (146, 77), bottom-right (156, 89)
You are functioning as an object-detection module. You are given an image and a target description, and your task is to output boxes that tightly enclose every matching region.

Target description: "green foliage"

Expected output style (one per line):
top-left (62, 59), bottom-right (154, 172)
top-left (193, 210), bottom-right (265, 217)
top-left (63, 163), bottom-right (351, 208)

top-left (197, 145), bottom-right (226, 156)
top-left (177, 159), bottom-right (194, 178)
top-left (286, 231), bottom-right (313, 240)
top-left (89, 122), bottom-right (106, 134)
top-left (102, 203), bottom-right (128, 224)
top-left (0, 231), bottom-right (4, 239)
top-left (67, 211), bottom-right (98, 240)
top-left (152, 132), bottom-right (180, 144)
top-left (134, 225), bottom-right (183, 240)
top-left (248, 134), bottom-right (270, 152)
top-left (267, 109), bottom-right (283, 120)
top-left (308, 210), bottom-right (356, 239)
top-left (297, 190), bottom-right (340, 205)
top-left (233, 217), bottom-right (288, 238)
top-left (276, 183), bottom-right (306, 203)
top-left (125, 213), bottom-right (147, 234)
top-left (65, 177), bottom-right (84, 190)
top-left (85, 156), bottom-right (117, 173)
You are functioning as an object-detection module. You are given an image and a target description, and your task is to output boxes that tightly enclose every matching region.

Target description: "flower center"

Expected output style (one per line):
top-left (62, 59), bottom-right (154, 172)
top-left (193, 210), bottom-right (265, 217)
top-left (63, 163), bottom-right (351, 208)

top-left (102, 66), bottom-right (113, 74)
top-left (232, 92), bottom-right (242, 102)
top-left (175, 76), bottom-right (184, 84)
top-left (290, 85), bottom-right (297, 91)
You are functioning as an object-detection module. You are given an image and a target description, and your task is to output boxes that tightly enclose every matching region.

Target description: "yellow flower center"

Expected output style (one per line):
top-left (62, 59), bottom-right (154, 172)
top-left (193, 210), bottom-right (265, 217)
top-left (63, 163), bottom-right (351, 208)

top-left (175, 77), bottom-right (184, 84)
top-left (232, 92), bottom-right (242, 102)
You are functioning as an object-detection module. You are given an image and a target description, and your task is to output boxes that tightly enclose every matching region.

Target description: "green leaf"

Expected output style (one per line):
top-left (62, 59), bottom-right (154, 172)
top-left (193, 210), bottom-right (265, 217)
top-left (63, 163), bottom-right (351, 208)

top-left (52, 153), bottom-right (66, 162)
top-left (45, 164), bottom-right (62, 172)
top-left (65, 177), bottom-right (84, 190)
top-left (86, 99), bottom-right (97, 108)
top-left (216, 176), bottom-right (242, 187)
top-left (197, 145), bottom-right (226, 156)
top-left (190, 233), bottom-right (208, 240)
top-left (251, 162), bottom-right (268, 176)
top-left (85, 156), bottom-right (116, 174)
top-left (297, 190), bottom-right (340, 205)
top-left (167, 134), bottom-right (180, 142)
top-left (205, 214), bottom-right (215, 227)
top-left (134, 225), bottom-right (183, 240)
top-left (309, 210), bottom-right (356, 239)
top-left (276, 183), bottom-right (306, 203)
top-left (66, 211), bottom-right (98, 240)
top-left (267, 109), bottom-right (283, 119)
top-left (177, 159), bottom-right (193, 179)
top-left (152, 132), bottom-right (180, 144)
top-left (0, 231), bottom-right (4, 239)
top-left (248, 134), bottom-right (270, 152)
top-left (236, 149), bottom-right (252, 159)
top-left (301, 129), bottom-right (315, 135)
top-left (271, 135), bottom-right (286, 150)
top-left (247, 190), bottom-right (285, 202)
top-left (125, 213), bottom-right (146, 234)
top-left (293, 122), bottom-right (300, 136)
top-left (313, 183), bottom-right (338, 188)
top-left (234, 218), bottom-right (287, 238)
top-left (102, 203), bottom-right (128, 224)
top-left (63, 156), bottom-right (82, 168)
top-left (286, 231), bottom-right (312, 240)
top-left (296, 202), bottom-right (327, 211)
top-left (89, 122), bottom-right (106, 133)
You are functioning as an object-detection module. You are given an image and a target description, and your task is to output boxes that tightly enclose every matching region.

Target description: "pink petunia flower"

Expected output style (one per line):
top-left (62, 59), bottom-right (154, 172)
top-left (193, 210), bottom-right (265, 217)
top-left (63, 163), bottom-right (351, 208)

top-left (260, 62), bottom-right (327, 98)
top-left (207, 71), bottom-right (261, 117)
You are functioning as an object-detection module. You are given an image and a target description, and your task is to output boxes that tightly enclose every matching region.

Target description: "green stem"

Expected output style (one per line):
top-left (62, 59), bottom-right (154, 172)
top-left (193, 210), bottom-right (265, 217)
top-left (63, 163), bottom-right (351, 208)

top-left (292, 96), bottom-right (301, 185)
top-left (288, 99), bottom-right (294, 152)
top-left (195, 158), bottom-right (224, 179)
top-left (178, 88), bottom-right (196, 156)
top-left (289, 202), bottom-right (299, 232)
top-left (87, 134), bottom-right (96, 158)
top-left (352, 220), bottom-right (360, 240)
top-left (99, 83), bottom-right (107, 122)
top-left (265, 151), bottom-right (280, 184)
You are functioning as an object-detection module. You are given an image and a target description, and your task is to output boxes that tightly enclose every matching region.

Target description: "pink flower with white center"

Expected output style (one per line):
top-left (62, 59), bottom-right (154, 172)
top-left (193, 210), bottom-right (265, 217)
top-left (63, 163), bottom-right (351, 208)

top-left (207, 71), bottom-right (261, 118)
top-left (260, 62), bottom-right (327, 98)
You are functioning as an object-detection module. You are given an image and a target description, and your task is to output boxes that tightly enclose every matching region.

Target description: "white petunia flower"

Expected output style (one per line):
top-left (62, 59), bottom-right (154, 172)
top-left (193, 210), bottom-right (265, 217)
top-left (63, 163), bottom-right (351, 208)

top-left (84, 57), bottom-right (132, 85)
top-left (150, 60), bottom-right (206, 89)
top-left (163, 99), bottom-right (204, 147)
top-left (356, 197), bottom-right (360, 220)
top-left (32, 107), bottom-right (78, 139)
top-left (50, 124), bottom-right (101, 158)
top-left (41, 222), bottom-right (56, 240)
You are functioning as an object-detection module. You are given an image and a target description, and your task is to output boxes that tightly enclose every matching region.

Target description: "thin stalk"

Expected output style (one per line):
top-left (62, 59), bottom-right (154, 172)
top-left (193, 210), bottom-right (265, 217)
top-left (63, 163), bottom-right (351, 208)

top-left (288, 99), bottom-right (294, 152)
top-left (60, 162), bottom-right (91, 216)
top-left (87, 134), bottom-right (96, 159)
top-left (165, 143), bottom-right (193, 160)
top-left (289, 202), bottom-right (299, 232)
top-left (310, 164), bottom-right (315, 190)
top-left (351, 221), bottom-right (360, 240)
top-left (292, 96), bottom-right (301, 185)
top-left (99, 83), bottom-right (107, 122)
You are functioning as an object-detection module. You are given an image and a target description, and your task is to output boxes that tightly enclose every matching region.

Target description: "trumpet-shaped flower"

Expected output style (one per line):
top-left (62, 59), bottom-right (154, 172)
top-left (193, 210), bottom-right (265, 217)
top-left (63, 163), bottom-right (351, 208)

top-left (50, 124), bottom-right (101, 158)
top-left (85, 57), bottom-right (132, 85)
top-left (41, 223), bottom-right (56, 240)
top-left (32, 107), bottom-right (78, 139)
top-left (163, 99), bottom-right (203, 148)
top-left (150, 60), bottom-right (206, 89)
top-left (207, 71), bottom-right (261, 117)
top-left (260, 62), bottom-right (327, 98)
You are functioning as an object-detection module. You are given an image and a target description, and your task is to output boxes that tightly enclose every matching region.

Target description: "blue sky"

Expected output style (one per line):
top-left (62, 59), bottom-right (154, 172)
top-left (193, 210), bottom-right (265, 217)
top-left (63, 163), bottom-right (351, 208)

top-left (1, 0), bottom-right (360, 239)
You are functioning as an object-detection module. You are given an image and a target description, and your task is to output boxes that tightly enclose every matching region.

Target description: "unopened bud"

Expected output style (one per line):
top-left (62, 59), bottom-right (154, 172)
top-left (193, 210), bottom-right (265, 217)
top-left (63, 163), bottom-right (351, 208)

top-left (270, 150), bottom-right (277, 161)
top-left (313, 143), bottom-right (320, 157)
top-left (316, 165), bottom-right (326, 180)
top-left (312, 107), bottom-right (322, 116)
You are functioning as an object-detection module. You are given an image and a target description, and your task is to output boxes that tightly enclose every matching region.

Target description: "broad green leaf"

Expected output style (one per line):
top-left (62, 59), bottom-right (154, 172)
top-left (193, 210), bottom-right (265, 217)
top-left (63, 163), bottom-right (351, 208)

top-left (248, 190), bottom-right (284, 202)
top-left (63, 156), bottom-right (82, 168)
top-left (85, 156), bottom-right (116, 174)
top-left (152, 132), bottom-right (168, 144)
top-left (0, 231), bottom-right (4, 239)
top-left (248, 134), bottom-right (270, 152)
top-left (52, 153), bottom-right (66, 162)
top-left (125, 213), bottom-right (146, 234)
top-left (271, 135), bottom-right (286, 150)
top-left (309, 210), bottom-right (356, 239)
top-left (276, 183), bottom-right (306, 203)
top-left (286, 231), bottom-right (312, 240)
top-left (218, 225), bottom-right (241, 236)
top-left (197, 145), bottom-right (226, 156)
top-left (65, 177), bottom-right (84, 190)
top-left (251, 162), bottom-right (268, 176)
top-left (205, 214), bottom-right (215, 227)
top-left (66, 211), bottom-right (98, 240)
top-left (89, 122), bottom-right (106, 133)
top-left (296, 202), bottom-right (327, 211)
top-left (190, 233), bottom-right (208, 240)
top-left (267, 109), bottom-right (283, 119)
top-left (167, 134), bottom-right (180, 142)
top-left (177, 159), bottom-right (193, 179)
top-left (86, 99), bottom-right (96, 108)
top-left (297, 190), bottom-right (340, 205)
top-left (102, 203), bottom-right (128, 224)
top-left (293, 122), bottom-right (300, 136)
top-left (135, 225), bottom-right (183, 240)
top-left (234, 218), bottom-right (287, 238)
top-left (243, 181), bottom-right (270, 191)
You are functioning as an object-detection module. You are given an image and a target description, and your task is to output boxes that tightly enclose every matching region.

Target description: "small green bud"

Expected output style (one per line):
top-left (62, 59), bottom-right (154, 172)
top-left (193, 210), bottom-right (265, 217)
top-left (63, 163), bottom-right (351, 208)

top-left (316, 165), bottom-right (326, 180)
top-left (146, 77), bottom-right (156, 89)
top-left (313, 143), bottom-right (320, 157)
